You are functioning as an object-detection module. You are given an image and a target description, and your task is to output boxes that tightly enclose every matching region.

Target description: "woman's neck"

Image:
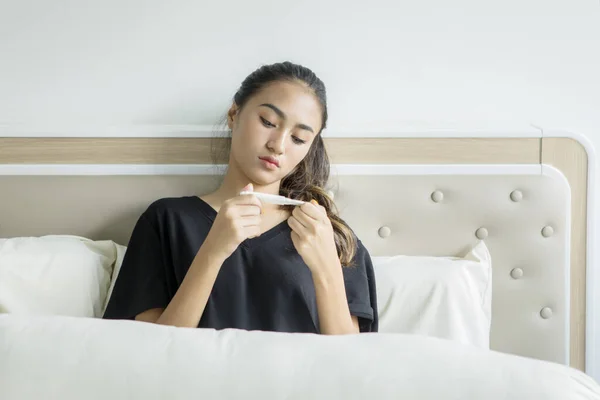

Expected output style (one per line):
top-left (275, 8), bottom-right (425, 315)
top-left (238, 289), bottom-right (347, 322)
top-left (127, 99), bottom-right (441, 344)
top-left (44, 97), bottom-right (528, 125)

top-left (204, 163), bottom-right (281, 209)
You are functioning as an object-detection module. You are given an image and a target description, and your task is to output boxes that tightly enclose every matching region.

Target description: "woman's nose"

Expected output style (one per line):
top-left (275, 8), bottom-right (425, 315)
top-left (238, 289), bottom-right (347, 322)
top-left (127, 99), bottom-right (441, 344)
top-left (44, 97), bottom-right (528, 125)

top-left (267, 131), bottom-right (286, 154)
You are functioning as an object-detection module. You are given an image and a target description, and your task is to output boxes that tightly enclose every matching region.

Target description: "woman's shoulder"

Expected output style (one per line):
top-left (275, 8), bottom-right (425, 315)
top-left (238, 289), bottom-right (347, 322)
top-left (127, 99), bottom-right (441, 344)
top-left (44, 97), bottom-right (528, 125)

top-left (144, 195), bottom-right (196, 212)
top-left (140, 195), bottom-right (215, 228)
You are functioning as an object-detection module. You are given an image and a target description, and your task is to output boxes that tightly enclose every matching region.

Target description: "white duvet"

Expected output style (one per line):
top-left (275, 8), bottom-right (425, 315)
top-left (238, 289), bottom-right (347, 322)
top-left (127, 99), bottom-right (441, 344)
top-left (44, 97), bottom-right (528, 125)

top-left (1, 315), bottom-right (599, 400)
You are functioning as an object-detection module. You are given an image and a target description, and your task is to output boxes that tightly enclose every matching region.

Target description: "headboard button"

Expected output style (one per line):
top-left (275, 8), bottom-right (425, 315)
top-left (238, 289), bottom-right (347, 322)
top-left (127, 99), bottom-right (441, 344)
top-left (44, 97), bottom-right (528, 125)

top-left (431, 190), bottom-right (444, 203)
top-left (378, 226), bottom-right (391, 238)
top-left (510, 190), bottom-right (523, 202)
top-left (475, 227), bottom-right (488, 239)
top-left (541, 226), bottom-right (554, 237)
top-left (540, 307), bottom-right (553, 319)
top-left (510, 268), bottom-right (523, 279)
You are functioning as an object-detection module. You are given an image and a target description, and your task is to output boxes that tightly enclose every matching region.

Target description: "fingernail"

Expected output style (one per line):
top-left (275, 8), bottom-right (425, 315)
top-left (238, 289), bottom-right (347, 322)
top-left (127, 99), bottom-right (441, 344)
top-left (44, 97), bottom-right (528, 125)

top-left (310, 199), bottom-right (319, 205)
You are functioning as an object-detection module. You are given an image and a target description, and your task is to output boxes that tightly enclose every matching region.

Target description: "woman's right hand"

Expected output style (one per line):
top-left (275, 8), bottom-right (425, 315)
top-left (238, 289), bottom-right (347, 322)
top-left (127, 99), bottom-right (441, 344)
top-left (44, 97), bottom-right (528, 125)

top-left (202, 183), bottom-right (263, 262)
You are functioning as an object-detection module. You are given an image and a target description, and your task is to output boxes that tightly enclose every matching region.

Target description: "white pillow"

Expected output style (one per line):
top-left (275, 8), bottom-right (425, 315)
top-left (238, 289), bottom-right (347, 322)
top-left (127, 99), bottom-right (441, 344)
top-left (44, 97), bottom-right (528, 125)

top-left (372, 240), bottom-right (492, 348)
top-left (0, 235), bottom-right (126, 318)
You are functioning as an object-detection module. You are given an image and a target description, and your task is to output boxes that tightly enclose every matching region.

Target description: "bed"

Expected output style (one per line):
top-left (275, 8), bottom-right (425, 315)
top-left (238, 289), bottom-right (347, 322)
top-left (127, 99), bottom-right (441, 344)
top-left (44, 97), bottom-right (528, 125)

top-left (0, 128), bottom-right (598, 399)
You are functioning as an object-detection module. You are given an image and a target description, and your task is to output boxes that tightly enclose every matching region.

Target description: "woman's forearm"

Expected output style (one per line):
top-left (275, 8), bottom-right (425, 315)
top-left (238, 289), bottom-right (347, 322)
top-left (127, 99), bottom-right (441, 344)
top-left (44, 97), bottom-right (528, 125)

top-left (312, 264), bottom-right (359, 335)
top-left (154, 246), bottom-right (224, 328)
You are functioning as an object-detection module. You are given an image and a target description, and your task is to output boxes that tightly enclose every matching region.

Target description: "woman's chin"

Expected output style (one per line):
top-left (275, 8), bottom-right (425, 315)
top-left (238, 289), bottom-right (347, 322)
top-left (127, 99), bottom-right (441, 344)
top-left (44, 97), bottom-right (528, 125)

top-left (244, 169), bottom-right (281, 187)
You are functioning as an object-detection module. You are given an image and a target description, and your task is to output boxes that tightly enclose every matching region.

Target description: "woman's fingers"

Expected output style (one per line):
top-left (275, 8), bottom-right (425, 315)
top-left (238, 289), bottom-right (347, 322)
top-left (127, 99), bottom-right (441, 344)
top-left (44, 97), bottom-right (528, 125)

top-left (291, 206), bottom-right (313, 228)
top-left (232, 193), bottom-right (263, 209)
top-left (287, 215), bottom-right (309, 237)
top-left (246, 225), bottom-right (262, 239)
top-left (241, 216), bottom-right (261, 227)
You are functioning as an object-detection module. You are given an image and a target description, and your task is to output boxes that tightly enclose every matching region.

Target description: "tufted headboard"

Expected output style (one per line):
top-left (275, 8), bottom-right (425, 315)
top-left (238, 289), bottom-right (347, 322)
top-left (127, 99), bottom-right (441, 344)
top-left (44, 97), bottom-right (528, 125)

top-left (0, 133), bottom-right (593, 374)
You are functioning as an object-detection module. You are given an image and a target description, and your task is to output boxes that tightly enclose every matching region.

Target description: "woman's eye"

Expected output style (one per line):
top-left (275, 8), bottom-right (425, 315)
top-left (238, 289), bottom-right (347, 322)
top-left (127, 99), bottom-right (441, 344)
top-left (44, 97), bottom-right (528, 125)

top-left (260, 117), bottom-right (275, 127)
top-left (292, 136), bottom-right (306, 145)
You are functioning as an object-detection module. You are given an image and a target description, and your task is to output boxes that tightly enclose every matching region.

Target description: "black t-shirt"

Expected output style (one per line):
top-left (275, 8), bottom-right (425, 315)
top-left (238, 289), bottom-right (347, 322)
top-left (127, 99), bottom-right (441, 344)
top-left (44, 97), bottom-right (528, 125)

top-left (103, 196), bottom-right (378, 333)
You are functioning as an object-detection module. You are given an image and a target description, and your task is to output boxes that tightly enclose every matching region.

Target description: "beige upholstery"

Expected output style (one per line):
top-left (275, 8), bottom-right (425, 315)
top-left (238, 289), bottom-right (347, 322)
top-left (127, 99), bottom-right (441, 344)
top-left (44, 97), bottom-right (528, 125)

top-left (0, 165), bottom-right (571, 365)
top-left (330, 169), bottom-right (570, 364)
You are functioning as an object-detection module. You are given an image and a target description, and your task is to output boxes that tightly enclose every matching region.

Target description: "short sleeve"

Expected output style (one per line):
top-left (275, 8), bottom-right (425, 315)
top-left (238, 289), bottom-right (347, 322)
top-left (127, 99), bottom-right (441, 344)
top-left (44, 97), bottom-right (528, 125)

top-left (102, 212), bottom-right (171, 320)
top-left (343, 240), bottom-right (379, 332)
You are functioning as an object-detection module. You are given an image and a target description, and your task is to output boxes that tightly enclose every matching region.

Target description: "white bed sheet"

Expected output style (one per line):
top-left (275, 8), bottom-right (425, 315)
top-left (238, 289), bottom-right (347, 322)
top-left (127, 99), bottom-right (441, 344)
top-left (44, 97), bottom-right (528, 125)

top-left (0, 314), bottom-right (598, 400)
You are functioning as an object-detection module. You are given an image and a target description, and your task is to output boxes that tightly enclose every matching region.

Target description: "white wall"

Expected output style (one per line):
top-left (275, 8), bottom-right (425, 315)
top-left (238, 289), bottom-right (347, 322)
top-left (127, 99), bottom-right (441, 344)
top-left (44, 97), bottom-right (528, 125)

top-left (1, 0), bottom-right (598, 131)
top-left (1, 0), bottom-right (599, 376)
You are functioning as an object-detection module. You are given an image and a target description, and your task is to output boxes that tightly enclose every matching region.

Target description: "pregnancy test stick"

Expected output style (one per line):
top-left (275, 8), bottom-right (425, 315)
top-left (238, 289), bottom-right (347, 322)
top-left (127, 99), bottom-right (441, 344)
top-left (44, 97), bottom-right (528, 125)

top-left (239, 191), bottom-right (305, 206)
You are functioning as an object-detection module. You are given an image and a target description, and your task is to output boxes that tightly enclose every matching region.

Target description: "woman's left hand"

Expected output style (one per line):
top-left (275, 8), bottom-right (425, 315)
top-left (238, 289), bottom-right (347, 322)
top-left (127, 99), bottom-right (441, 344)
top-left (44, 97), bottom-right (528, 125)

top-left (287, 200), bottom-right (341, 273)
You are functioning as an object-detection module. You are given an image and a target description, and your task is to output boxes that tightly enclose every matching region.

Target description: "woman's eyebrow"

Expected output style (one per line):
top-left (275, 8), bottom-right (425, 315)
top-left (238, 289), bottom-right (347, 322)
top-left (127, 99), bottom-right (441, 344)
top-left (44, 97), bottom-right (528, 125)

top-left (259, 103), bottom-right (315, 134)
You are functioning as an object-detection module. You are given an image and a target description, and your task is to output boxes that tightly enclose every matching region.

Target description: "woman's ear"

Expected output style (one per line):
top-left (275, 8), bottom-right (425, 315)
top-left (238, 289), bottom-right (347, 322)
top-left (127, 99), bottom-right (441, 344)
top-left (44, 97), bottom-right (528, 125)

top-left (227, 103), bottom-right (239, 130)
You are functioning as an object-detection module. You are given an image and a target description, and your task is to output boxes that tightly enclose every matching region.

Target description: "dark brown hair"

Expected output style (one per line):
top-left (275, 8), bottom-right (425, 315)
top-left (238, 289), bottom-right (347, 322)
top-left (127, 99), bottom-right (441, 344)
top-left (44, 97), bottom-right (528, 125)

top-left (214, 61), bottom-right (357, 266)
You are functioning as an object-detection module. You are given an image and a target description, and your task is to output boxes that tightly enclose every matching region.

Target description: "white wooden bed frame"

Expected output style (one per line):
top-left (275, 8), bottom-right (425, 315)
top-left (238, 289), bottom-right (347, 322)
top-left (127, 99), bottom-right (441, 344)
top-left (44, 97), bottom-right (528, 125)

top-left (0, 125), bottom-right (596, 380)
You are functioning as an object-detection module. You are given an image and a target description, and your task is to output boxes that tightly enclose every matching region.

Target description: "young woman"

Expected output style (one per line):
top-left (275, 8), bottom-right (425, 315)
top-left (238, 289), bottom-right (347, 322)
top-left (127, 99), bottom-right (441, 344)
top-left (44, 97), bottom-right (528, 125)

top-left (103, 61), bottom-right (378, 335)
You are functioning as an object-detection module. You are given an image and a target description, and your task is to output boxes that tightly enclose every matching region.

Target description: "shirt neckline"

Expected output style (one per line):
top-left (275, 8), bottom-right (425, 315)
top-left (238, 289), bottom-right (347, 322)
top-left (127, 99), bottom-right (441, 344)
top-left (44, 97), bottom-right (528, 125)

top-left (190, 196), bottom-right (291, 249)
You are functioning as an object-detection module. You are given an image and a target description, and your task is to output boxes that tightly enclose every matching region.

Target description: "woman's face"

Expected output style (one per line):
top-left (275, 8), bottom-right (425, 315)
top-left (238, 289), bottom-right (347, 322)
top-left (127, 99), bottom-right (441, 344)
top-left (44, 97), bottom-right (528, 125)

top-left (227, 80), bottom-right (323, 187)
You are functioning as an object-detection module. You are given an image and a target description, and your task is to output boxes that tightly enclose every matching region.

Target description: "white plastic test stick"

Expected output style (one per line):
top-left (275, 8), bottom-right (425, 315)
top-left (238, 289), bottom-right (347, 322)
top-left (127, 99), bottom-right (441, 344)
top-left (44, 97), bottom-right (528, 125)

top-left (239, 191), bottom-right (306, 206)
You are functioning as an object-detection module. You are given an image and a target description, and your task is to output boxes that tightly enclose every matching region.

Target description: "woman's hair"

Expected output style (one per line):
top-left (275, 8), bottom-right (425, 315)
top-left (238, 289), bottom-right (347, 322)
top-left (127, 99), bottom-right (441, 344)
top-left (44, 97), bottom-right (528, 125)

top-left (213, 61), bottom-right (357, 267)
